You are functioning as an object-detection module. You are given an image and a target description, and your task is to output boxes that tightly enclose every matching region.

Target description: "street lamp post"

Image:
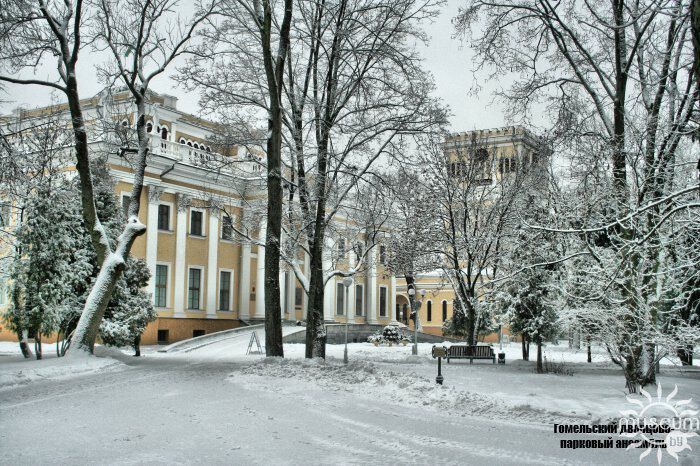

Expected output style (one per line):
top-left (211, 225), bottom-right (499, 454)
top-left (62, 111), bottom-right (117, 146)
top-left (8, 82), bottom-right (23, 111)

top-left (342, 276), bottom-right (353, 364)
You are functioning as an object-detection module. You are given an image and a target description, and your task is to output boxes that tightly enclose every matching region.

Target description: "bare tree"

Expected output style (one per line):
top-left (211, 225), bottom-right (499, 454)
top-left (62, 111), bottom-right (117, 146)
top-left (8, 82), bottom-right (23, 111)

top-left (179, 0), bottom-right (293, 356)
top-left (0, 1), bottom-right (211, 354)
top-left (421, 133), bottom-right (531, 346)
top-left (183, 0), bottom-right (445, 357)
top-left (457, 0), bottom-right (699, 391)
top-left (284, 0), bottom-right (446, 358)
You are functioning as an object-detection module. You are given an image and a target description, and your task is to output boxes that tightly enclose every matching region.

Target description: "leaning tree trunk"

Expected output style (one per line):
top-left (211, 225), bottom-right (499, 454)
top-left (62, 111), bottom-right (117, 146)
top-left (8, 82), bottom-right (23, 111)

top-left (69, 222), bottom-right (145, 354)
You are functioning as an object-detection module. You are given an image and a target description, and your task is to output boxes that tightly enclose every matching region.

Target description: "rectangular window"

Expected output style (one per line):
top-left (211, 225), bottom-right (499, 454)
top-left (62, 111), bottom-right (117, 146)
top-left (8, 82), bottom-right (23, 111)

top-left (157, 204), bottom-right (170, 230)
top-left (498, 157), bottom-right (515, 175)
top-left (295, 287), bottom-right (303, 307)
top-left (219, 270), bottom-right (231, 311)
top-left (355, 284), bottom-right (364, 316)
top-left (336, 283), bottom-right (345, 315)
top-left (155, 264), bottom-right (168, 308)
top-left (188, 268), bottom-right (201, 310)
top-left (222, 215), bottom-right (234, 241)
top-left (337, 239), bottom-right (346, 259)
top-left (379, 245), bottom-right (387, 265)
top-left (157, 329), bottom-right (169, 344)
top-left (121, 195), bottom-right (131, 218)
top-left (379, 286), bottom-right (387, 317)
top-left (190, 209), bottom-right (203, 236)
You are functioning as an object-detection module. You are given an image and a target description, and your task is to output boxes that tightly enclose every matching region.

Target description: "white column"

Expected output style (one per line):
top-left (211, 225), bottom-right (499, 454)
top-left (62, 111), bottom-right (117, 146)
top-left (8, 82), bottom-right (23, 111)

top-left (367, 248), bottom-right (378, 324)
top-left (348, 251), bottom-right (356, 323)
top-left (255, 218), bottom-right (267, 319)
top-left (279, 270), bottom-right (286, 319)
top-left (173, 194), bottom-right (190, 316)
top-left (238, 241), bottom-right (251, 320)
top-left (145, 185), bottom-right (163, 299)
top-left (302, 252), bottom-right (310, 319)
top-left (287, 269), bottom-right (295, 320)
top-left (170, 121), bottom-right (177, 142)
top-left (390, 275), bottom-right (397, 324)
top-left (323, 236), bottom-right (334, 321)
top-left (206, 207), bottom-right (220, 318)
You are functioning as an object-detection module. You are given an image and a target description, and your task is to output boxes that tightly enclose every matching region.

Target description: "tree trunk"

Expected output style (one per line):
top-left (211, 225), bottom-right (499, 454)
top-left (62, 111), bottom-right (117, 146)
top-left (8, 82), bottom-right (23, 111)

top-left (521, 334), bottom-right (529, 361)
top-left (465, 297), bottom-right (476, 346)
top-left (305, 222), bottom-right (328, 358)
top-left (70, 249), bottom-right (134, 354)
top-left (639, 344), bottom-right (657, 386)
top-left (133, 335), bottom-right (141, 357)
top-left (65, 77), bottom-right (145, 354)
top-left (678, 347), bottom-right (693, 366)
top-left (692, 0), bottom-right (700, 90)
top-left (258, 0), bottom-right (293, 358)
top-left (34, 333), bottom-right (42, 360)
top-left (536, 340), bottom-right (543, 373)
top-left (587, 340), bottom-right (592, 364)
top-left (263, 106), bottom-right (284, 358)
top-left (18, 329), bottom-right (32, 359)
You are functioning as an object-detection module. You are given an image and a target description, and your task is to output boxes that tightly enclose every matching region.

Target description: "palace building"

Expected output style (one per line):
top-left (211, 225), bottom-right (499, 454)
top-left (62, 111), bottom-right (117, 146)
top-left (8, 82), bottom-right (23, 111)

top-left (0, 91), bottom-right (545, 345)
top-left (0, 89), bottom-right (398, 345)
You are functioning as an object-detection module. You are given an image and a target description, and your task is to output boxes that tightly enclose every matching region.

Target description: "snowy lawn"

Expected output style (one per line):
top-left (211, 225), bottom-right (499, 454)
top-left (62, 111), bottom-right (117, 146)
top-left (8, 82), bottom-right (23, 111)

top-left (239, 342), bottom-right (700, 426)
top-left (1, 334), bottom-right (698, 465)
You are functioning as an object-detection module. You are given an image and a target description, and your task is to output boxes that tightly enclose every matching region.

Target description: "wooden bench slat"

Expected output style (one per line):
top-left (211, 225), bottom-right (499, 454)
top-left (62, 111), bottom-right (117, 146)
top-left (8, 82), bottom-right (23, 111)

top-left (446, 345), bottom-right (496, 364)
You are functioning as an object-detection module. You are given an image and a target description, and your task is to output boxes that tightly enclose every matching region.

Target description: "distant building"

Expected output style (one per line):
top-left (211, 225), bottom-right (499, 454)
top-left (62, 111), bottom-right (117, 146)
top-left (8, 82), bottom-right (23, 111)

top-left (395, 126), bottom-right (547, 341)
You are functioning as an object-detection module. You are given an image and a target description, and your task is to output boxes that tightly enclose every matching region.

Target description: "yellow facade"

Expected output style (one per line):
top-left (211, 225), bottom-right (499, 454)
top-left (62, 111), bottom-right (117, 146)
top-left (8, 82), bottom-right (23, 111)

top-left (0, 89), bottom-right (399, 346)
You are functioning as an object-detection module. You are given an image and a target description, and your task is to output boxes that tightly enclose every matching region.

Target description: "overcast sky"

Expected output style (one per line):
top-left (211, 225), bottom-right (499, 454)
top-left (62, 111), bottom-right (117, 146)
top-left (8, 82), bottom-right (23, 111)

top-left (0, 1), bottom-right (513, 133)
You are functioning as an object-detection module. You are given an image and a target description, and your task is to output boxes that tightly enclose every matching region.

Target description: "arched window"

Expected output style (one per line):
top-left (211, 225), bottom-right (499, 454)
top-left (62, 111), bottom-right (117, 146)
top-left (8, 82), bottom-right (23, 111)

top-left (161, 127), bottom-right (168, 140)
top-left (121, 119), bottom-right (129, 128)
top-left (187, 141), bottom-right (192, 147)
top-left (205, 146), bottom-right (211, 152)
top-left (179, 138), bottom-right (186, 145)
top-left (442, 301), bottom-right (448, 321)
top-left (146, 122), bottom-right (153, 133)
top-left (193, 142), bottom-right (200, 149)
top-left (427, 301), bottom-right (432, 322)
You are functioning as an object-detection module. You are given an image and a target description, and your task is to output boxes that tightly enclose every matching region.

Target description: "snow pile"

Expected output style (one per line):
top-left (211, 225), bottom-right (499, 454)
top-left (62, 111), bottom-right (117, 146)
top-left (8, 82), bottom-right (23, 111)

top-left (235, 356), bottom-right (589, 425)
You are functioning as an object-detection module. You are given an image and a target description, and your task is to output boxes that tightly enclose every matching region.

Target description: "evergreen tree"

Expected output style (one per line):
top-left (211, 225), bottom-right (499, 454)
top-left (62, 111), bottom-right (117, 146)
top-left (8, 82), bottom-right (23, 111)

top-left (6, 181), bottom-right (91, 359)
top-left (5, 159), bottom-right (156, 356)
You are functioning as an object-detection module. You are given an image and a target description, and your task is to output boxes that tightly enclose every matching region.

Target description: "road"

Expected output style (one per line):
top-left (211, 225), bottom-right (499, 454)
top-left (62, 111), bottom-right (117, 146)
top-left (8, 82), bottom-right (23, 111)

top-left (0, 333), bottom-right (692, 465)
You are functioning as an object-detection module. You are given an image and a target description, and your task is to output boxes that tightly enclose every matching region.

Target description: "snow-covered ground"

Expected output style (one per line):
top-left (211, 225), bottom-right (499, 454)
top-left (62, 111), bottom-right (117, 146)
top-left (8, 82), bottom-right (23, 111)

top-left (1, 332), bottom-right (698, 465)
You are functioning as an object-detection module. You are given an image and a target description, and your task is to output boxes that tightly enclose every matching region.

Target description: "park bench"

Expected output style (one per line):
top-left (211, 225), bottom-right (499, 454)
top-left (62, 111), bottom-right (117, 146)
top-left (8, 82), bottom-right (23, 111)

top-left (446, 345), bottom-right (496, 364)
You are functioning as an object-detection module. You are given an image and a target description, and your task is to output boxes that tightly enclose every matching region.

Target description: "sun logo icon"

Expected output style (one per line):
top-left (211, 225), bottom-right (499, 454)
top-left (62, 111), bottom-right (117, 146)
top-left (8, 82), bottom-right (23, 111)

top-left (619, 384), bottom-right (699, 463)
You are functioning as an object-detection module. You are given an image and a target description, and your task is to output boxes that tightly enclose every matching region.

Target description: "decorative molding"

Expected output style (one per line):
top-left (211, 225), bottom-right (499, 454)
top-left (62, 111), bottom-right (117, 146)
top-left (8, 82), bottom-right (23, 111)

top-left (176, 193), bottom-right (192, 212)
top-left (208, 197), bottom-right (224, 214)
top-left (147, 185), bottom-right (165, 204)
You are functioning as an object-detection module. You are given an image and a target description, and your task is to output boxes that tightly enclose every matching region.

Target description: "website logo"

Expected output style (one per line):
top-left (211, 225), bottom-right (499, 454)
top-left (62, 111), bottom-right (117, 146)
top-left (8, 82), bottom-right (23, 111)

top-left (619, 384), bottom-right (699, 463)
